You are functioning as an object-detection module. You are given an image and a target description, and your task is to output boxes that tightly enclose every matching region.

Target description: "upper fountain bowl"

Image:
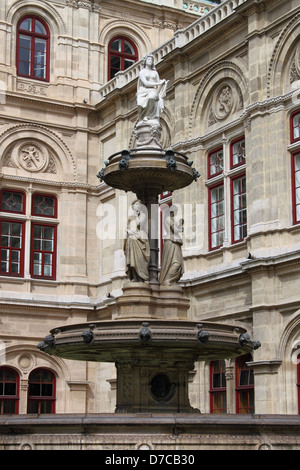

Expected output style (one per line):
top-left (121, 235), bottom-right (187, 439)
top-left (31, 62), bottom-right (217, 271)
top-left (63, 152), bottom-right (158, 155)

top-left (97, 148), bottom-right (200, 196)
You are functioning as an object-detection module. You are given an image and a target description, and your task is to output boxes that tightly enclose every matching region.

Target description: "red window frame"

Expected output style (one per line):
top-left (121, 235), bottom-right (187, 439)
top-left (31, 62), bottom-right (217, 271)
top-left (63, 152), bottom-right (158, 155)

top-left (235, 354), bottom-right (254, 414)
top-left (27, 368), bottom-right (56, 414)
top-left (230, 136), bottom-right (245, 169)
top-left (292, 151), bottom-right (300, 225)
top-left (16, 15), bottom-right (50, 82)
top-left (208, 147), bottom-right (224, 179)
top-left (0, 367), bottom-right (19, 414)
top-left (208, 182), bottom-right (225, 251)
top-left (209, 360), bottom-right (226, 414)
top-left (231, 173), bottom-right (247, 244)
top-left (0, 219), bottom-right (25, 277)
top-left (31, 223), bottom-right (57, 280)
top-left (0, 189), bottom-right (26, 215)
top-left (32, 193), bottom-right (57, 218)
top-left (108, 36), bottom-right (138, 81)
top-left (290, 110), bottom-right (300, 144)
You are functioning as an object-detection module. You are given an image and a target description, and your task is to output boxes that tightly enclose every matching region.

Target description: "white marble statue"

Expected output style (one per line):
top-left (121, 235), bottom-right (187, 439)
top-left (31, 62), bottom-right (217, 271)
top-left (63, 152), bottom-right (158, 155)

top-left (136, 54), bottom-right (168, 125)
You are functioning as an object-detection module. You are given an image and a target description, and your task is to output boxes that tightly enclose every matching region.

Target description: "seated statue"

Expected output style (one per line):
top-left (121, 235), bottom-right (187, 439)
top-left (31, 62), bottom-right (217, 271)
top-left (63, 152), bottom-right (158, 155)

top-left (124, 200), bottom-right (150, 282)
top-left (136, 54), bottom-right (168, 124)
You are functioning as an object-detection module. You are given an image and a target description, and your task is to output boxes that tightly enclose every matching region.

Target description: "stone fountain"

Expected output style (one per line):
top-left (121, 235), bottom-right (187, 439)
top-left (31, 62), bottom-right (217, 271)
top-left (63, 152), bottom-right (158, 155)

top-left (38, 54), bottom-right (260, 413)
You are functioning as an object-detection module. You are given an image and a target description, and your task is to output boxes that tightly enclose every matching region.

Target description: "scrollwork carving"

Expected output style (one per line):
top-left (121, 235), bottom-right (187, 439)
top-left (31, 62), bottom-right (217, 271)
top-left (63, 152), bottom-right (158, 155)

top-left (290, 44), bottom-right (300, 84)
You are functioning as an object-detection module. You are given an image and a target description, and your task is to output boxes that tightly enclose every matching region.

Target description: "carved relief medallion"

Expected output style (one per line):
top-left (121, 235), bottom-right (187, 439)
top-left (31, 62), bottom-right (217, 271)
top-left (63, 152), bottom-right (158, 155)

top-left (18, 143), bottom-right (47, 172)
top-left (214, 83), bottom-right (234, 120)
top-left (208, 80), bottom-right (242, 127)
top-left (2, 140), bottom-right (56, 174)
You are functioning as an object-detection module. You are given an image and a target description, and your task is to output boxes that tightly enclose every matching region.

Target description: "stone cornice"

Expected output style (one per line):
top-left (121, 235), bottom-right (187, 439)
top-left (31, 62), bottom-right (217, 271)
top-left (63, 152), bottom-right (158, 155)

top-left (0, 172), bottom-right (102, 193)
top-left (7, 91), bottom-right (94, 113)
top-left (173, 90), bottom-right (297, 152)
top-left (240, 249), bottom-right (300, 274)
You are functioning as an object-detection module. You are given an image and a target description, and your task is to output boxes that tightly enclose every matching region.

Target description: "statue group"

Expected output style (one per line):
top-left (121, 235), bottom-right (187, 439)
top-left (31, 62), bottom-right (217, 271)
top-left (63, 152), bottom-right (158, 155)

top-left (124, 55), bottom-right (184, 286)
top-left (124, 200), bottom-right (184, 286)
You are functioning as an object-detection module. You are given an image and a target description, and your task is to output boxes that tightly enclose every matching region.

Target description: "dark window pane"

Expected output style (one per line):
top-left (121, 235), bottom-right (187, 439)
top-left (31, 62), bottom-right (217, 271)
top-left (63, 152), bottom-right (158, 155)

top-left (20, 18), bottom-right (32, 31)
top-left (40, 401), bottom-right (53, 414)
top-left (110, 56), bottom-right (121, 69)
top-left (42, 384), bottom-right (53, 396)
top-left (29, 383), bottom-right (41, 396)
top-left (3, 400), bottom-right (16, 414)
top-left (124, 59), bottom-right (135, 70)
top-left (124, 40), bottom-right (135, 55)
top-left (4, 383), bottom-right (16, 396)
top-left (239, 370), bottom-right (250, 386)
top-left (1, 191), bottom-right (24, 213)
top-left (33, 195), bottom-right (56, 216)
top-left (212, 373), bottom-right (220, 389)
top-left (34, 20), bottom-right (47, 35)
top-left (27, 400), bottom-right (38, 414)
top-left (110, 39), bottom-right (121, 51)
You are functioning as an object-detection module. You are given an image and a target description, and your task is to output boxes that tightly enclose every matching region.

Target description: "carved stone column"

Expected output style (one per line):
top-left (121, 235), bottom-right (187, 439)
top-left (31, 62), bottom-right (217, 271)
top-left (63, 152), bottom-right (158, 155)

top-left (19, 380), bottom-right (29, 415)
top-left (225, 362), bottom-right (235, 414)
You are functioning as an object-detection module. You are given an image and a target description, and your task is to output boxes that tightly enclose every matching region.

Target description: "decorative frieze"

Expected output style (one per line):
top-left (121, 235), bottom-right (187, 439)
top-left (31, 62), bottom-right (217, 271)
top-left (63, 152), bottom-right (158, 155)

top-left (17, 80), bottom-right (48, 97)
top-left (66, 0), bottom-right (101, 11)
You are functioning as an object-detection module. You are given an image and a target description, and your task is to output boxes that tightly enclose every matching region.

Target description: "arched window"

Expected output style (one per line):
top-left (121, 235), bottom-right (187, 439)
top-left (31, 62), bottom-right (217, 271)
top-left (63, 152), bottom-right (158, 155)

top-left (108, 36), bottom-right (138, 80)
top-left (235, 354), bottom-right (254, 414)
top-left (0, 367), bottom-right (19, 414)
top-left (17, 15), bottom-right (50, 81)
top-left (28, 369), bottom-right (56, 414)
top-left (209, 360), bottom-right (226, 413)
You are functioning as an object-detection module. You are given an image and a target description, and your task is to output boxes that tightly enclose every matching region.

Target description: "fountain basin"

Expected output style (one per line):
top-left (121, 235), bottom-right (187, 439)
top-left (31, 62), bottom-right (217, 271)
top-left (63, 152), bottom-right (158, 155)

top-left (98, 148), bottom-right (199, 195)
top-left (38, 320), bottom-right (259, 413)
top-left (39, 319), bottom-right (255, 363)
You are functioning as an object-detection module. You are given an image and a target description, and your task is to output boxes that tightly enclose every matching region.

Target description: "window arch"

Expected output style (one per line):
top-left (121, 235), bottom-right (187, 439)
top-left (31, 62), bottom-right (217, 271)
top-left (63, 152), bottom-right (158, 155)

top-left (27, 368), bottom-right (56, 414)
top-left (108, 36), bottom-right (138, 80)
top-left (0, 367), bottom-right (19, 414)
top-left (235, 354), bottom-right (254, 414)
top-left (16, 15), bottom-right (50, 81)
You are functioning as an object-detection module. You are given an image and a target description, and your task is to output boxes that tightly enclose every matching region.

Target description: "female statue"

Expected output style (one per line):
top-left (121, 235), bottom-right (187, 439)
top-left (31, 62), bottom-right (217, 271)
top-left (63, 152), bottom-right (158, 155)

top-left (160, 210), bottom-right (184, 286)
top-left (136, 54), bottom-right (168, 124)
top-left (124, 200), bottom-right (150, 282)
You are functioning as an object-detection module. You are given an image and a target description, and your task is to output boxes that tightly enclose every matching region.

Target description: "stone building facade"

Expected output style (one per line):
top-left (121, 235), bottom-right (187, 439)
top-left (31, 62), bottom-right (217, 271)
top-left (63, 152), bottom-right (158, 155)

top-left (1, 0), bottom-right (300, 450)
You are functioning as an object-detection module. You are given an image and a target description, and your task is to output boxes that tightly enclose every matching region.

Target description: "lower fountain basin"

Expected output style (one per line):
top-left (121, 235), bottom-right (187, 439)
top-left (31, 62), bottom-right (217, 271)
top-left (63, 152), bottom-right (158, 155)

top-left (38, 319), bottom-right (257, 363)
